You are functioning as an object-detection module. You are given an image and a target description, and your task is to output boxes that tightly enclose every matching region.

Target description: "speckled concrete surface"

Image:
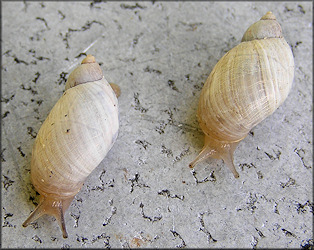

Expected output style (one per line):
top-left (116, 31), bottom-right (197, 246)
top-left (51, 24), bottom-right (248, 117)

top-left (1, 1), bottom-right (313, 248)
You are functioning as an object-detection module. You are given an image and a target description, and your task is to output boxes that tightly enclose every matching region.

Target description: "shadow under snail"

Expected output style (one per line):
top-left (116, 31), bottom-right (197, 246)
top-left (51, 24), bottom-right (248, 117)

top-left (189, 11), bottom-right (294, 178)
top-left (23, 55), bottom-right (120, 238)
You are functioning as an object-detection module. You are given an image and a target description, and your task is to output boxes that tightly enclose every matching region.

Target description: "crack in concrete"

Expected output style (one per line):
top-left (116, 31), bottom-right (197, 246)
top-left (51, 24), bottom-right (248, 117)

top-left (76, 234), bottom-right (88, 245)
top-left (59, 20), bottom-right (105, 49)
top-left (75, 232), bottom-right (111, 247)
top-left (198, 212), bottom-right (217, 244)
top-left (158, 189), bottom-right (184, 201)
top-left (2, 207), bottom-right (15, 228)
top-left (170, 229), bottom-right (186, 248)
top-left (191, 169), bottom-right (216, 184)
top-left (255, 228), bottom-right (266, 238)
top-left (139, 202), bottom-right (162, 222)
top-left (132, 92), bottom-right (148, 113)
top-left (264, 149), bottom-right (281, 161)
top-left (141, 113), bottom-right (202, 134)
top-left (291, 200), bottom-right (313, 214)
top-left (135, 139), bottom-right (151, 150)
top-left (120, 3), bottom-right (146, 10)
top-left (294, 148), bottom-right (311, 169)
top-left (91, 233), bottom-right (111, 247)
top-left (88, 170), bottom-right (115, 192)
top-left (129, 173), bottom-right (150, 193)
top-left (251, 235), bottom-right (259, 248)
top-left (70, 210), bottom-right (81, 228)
top-left (280, 177), bottom-right (296, 188)
top-left (2, 175), bottom-right (15, 190)
top-left (103, 200), bottom-right (117, 226)
top-left (161, 144), bottom-right (173, 157)
top-left (32, 234), bottom-right (42, 243)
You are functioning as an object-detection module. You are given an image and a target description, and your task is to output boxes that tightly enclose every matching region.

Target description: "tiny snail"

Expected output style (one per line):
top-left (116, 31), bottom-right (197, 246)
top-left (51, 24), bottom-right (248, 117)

top-left (23, 55), bottom-right (120, 238)
top-left (189, 12), bottom-right (294, 178)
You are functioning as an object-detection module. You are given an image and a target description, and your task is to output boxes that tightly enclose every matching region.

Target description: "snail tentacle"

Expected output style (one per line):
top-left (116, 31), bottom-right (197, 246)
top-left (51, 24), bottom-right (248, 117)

top-left (189, 135), bottom-right (240, 178)
top-left (109, 83), bottom-right (121, 98)
top-left (23, 195), bottom-right (73, 238)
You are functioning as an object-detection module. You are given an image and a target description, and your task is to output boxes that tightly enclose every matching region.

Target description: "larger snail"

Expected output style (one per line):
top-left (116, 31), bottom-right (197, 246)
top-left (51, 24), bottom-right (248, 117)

top-left (23, 55), bottom-right (120, 238)
top-left (189, 12), bottom-right (294, 178)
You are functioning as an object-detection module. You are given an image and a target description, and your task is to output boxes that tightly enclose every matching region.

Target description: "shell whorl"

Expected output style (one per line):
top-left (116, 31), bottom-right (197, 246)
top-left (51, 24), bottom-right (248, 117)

top-left (197, 37), bottom-right (294, 143)
top-left (241, 11), bottom-right (282, 42)
top-left (23, 55), bottom-right (119, 238)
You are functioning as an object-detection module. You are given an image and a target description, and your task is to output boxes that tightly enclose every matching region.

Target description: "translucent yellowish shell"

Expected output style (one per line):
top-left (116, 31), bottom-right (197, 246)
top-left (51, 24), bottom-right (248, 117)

top-left (23, 55), bottom-right (119, 238)
top-left (189, 12), bottom-right (294, 178)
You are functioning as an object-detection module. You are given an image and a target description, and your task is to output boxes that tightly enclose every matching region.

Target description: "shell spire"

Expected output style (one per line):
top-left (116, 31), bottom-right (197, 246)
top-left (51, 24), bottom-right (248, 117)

top-left (241, 11), bottom-right (282, 42)
top-left (65, 54), bottom-right (103, 90)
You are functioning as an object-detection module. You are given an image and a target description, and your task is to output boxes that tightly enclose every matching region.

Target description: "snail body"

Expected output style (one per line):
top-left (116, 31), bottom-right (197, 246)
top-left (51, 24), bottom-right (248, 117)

top-left (189, 12), bottom-right (294, 178)
top-left (23, 55), bottom-right (120, 238)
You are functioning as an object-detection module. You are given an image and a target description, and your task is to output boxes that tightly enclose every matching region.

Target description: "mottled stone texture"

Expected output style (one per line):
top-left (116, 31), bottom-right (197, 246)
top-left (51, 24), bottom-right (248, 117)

top-left (1, 1), bottom-right (312, 248)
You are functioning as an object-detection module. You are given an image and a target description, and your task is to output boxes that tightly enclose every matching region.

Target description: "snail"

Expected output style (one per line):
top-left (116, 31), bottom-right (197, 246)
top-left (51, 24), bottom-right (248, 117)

top-left (22, 55), bottom-right (120, 238)
top-left (189, 12), bottom-right (294, 178)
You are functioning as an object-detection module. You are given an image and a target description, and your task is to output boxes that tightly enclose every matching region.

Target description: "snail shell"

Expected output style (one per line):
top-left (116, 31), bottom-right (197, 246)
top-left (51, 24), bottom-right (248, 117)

top-left (189, 12), bottom-right (294, 178)
top-left (23, 55), bottom-right (120, 238)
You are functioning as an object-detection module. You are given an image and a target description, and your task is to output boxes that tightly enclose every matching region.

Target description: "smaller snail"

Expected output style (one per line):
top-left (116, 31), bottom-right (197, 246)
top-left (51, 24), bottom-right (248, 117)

top-left (23, 55), bottom-right (120, 238)
top-left (189, 12), bottom-right (294, 178)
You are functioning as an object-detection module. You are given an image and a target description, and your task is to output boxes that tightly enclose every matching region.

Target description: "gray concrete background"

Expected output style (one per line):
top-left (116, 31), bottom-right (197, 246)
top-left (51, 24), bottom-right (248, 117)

top-left (1, 1), bottom-right (313, 248)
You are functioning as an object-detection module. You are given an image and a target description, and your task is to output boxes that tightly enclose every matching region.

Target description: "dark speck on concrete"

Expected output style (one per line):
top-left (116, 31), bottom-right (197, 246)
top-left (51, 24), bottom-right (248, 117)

top-left (14, 57), bottom-right (28, 65)
top-left (264, 150), bottom-right (281, 161)
top-left (2, 111), bottom-right (10, 119)
top-left (2, 175), bottom-right (15, 190)
top-left (281, 228), bottom-right (297, 238)
top-left (32, 235), bottom-right (42, 243)
top-left (158, 189), bottom-right (184, 201)
top-left (133, 92), bottom-right (148, 113)
top-left (135, 139), bottom-right (151, 150)
top-left (1, 94), bottom-right (15, 103)
top-left (191, 169), bottom-right (216, 184)
top-left (120, 3), bottom-right (146, 10)
top-left (27, 127), bottom-right (37, 138)
top-left (32, 72), bottom-right (40, 83)
top-left (129, 173), bottom-right (150, 193)
top-left (56, 72), bottom-right (68, 85)
top-left (284, 6), bottom-right (294, 12)
top-left (76, 235), bottom-right (88, 245)
top-left (167, 80), bottom-right (179, 92)
top-left (90, 0), bottom-right (102, 9)
top-left (170, 229), bottom-right (186, 248)
top-left (1, 149), bottom-right (6, 162)
top-left (144, 66), bottom-right (162, 75)
top-left (20, 84), bottom-right (38, 95)
top-left (139, 202), bottom-right (162, 222)
top-left (75, 52), bottom-right (87, 59)
top-left (36, 17), bottom-right (50, 29)
top-left (198, 212), bottom-right (217, 244)
top-left (17, 146), bottom-right (26, 157)
top-left (58, 10), bottom-right (66, 20)
top-left (239, 163), bottom-right (256, 171)
top-left (298, 5), bottom-right (306, 14)
top-left (161, 145), bottom-right (173, 157)
top-left (300, 239), bottom-right (314, 249)
top-left (255, 228), bottom-right (265, 238)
